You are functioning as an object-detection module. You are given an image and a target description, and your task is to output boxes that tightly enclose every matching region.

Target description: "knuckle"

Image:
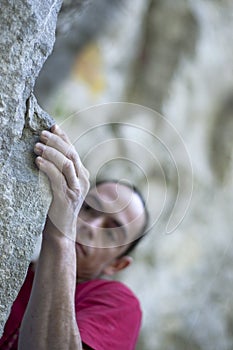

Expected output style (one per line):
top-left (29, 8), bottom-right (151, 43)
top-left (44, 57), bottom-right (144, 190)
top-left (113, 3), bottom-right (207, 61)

top-left (44, 133), bottom-right (54, 146)
top-left (68, 189), bottom-right (79, 201)
top-left (84, 167), bottom-right (90, 179)
top-left (59, 128), bottom-right (69, 140)
top-left (63, 158), bottom-right (73, 171)
top-left (66, 145), bottom-right (76, 160)
top-left (83, 177), bottom-right (90, 193)
top-left (85, 176), bottom-right (90, 187)
top-left (80, 165), bottom-right (89, 179)
top-left (60, 130), bottom-right (66, 138)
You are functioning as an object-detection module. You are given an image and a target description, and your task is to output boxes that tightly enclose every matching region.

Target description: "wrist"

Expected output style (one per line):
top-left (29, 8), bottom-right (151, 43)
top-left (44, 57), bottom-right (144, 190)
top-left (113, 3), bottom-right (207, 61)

top-left (42, 217), bottom-right (77, 249)
top-left (40, 222), bottom-right (77, 279)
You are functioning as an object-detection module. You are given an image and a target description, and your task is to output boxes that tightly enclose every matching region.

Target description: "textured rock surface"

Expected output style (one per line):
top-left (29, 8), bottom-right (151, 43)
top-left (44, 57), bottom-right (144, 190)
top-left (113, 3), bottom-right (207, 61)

top-left (0, 0), bottom-right (63, 336)
top-left (33, 0), bottom-right (233, 349)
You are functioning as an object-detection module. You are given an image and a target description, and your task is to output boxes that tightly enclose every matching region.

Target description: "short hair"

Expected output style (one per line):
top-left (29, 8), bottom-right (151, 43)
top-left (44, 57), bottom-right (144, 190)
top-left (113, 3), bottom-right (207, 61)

top-left (93, 179), bottom-right (149, 257)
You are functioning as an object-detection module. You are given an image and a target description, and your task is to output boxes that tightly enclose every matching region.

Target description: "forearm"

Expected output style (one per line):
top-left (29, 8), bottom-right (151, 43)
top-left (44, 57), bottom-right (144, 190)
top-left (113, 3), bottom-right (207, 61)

top-left (18, 225), bottom-right (82, 350)
top-left (18, 125), bottom-right (89, 350)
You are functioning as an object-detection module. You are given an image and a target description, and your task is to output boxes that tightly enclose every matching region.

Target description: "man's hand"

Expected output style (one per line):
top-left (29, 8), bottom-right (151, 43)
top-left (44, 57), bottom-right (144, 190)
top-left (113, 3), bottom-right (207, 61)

top-left (34, 124), bottom-right (90, 241)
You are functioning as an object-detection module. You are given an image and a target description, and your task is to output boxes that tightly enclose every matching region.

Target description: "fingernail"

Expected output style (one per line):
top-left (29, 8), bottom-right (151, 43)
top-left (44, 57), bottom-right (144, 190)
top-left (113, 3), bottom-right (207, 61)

top-left (36, 142), bottom-right (45, 149)
top-left (34, 143), bottom-right (45, 154)
top-left (35, 156), bottom-right (43, 166)
top-left (41, 130), bottom-right (50, 139)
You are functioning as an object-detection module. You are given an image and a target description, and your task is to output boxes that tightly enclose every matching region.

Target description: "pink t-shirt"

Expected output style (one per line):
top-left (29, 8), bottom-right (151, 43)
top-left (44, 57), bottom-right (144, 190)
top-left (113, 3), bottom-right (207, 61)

top-left (0, 266), bottom-right (142, 350)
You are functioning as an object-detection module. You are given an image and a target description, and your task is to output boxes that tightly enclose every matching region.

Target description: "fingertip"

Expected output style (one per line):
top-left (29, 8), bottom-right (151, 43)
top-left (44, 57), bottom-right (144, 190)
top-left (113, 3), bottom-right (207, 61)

top-left (50, 124), bottom-right (57, 133)
top-left (51, 124), bottom-right (63, 136)
top-left (35, 156), bottom-right (43, 167)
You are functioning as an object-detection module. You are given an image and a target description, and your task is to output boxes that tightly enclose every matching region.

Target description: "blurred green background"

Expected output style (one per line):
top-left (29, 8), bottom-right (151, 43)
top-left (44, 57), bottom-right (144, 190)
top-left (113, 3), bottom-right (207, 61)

top-left (35, 1), bottom-right (233, 349)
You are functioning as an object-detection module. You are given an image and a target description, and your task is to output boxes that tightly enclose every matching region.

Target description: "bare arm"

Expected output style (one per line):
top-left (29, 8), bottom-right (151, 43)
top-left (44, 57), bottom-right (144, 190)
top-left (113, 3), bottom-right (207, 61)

top-left (18, 125), bottom-right (90, 350)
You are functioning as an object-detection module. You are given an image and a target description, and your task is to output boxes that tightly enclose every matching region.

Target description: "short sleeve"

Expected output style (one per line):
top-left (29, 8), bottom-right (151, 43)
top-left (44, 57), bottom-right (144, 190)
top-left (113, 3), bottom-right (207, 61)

top-left (75, 280), bottom-right (142, 350)
top-left (0, 265), bottom-right (34, 350)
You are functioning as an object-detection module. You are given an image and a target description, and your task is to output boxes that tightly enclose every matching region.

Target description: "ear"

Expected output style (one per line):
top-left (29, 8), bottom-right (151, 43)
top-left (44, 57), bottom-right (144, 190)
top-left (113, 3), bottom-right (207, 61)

top-left (103, 256), bottom-right (133, 276)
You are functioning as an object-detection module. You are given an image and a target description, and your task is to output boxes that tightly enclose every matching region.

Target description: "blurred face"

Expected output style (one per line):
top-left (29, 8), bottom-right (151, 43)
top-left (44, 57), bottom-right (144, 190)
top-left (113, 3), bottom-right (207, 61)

top-left (75, 182), bottom-right (146, 281)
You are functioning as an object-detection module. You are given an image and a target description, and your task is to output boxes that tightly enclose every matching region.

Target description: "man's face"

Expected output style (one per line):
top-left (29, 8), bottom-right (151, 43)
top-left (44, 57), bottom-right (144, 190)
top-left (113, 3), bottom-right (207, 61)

top-left (75, 182), bottom-right (146, 281)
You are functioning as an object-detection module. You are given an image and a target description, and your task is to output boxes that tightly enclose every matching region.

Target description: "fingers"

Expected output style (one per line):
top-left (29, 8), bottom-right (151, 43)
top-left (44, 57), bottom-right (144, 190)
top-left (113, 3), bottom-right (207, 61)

top-left (51, 124), bottom-right (72, 145)
top-left (35, 125), bottom-right (89, 192)
top-left (40, 129), bottom-right (75, 161)
top-left (40, 127), bottom-right (84, 177)
top-left (35, 143), bottom-right (79, 190)
top-left (35, 156), bottom-right (67, 193)
top-left (35, 126), bottom-right (90, 240)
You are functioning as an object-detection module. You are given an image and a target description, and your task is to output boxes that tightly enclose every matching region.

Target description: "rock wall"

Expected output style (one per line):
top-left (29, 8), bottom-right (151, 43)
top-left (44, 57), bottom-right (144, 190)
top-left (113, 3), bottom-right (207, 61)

top-left (0, 0), bottom-right (64, 336)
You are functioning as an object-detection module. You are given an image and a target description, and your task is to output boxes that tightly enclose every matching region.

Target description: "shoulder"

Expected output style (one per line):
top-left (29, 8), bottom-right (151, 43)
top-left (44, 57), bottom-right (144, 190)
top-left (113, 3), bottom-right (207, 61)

top-left (76, 279), bottom-right (141, 313)
top-left (75, 280), bottom-right (142, 349)
top-left (78, 279), bottom-right (139, 301)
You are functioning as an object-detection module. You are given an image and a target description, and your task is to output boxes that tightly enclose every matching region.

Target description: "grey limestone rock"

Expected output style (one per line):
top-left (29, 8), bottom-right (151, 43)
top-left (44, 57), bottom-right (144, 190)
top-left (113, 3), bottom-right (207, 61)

top-left (0, 0), bottom-right (63, 336)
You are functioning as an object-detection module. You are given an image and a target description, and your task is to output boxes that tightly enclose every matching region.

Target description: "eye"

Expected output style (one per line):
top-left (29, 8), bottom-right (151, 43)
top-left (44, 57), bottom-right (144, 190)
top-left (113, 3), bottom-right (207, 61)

top-left (80, 202), bottom-right (100, 217)
top-left (80, 202), bottom-right (91, 214)
top-left (105, 229), bottom-right (117, 243)
top-left (82, 202), bottom-right (96, 212)
top-left (102, 218), bottom-right (126, 245)
top-left (82, 202), bottom-right (92, 211)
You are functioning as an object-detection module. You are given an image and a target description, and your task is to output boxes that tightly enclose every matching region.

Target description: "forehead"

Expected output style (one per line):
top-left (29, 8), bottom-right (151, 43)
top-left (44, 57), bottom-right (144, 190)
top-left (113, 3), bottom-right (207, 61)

top-left (88, 182), bottom-right (146, 239)
top-left (89, 182), bottom-right (143, 211)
